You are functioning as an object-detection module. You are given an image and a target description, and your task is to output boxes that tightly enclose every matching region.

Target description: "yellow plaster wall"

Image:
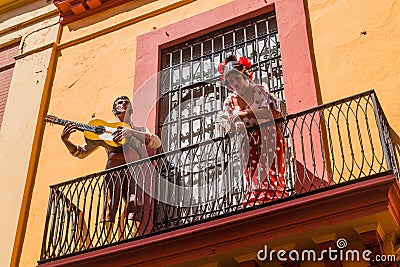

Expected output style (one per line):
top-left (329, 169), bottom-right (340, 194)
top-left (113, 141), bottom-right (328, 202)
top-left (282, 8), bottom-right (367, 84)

top-left (307, 0), bottom-right (400, 148)
top-left (59, 0), bottom-right (197, 45)
top-left (18, 0), bottom-right (232, 266)
top-left (0, 1), bottom-right (57, 45)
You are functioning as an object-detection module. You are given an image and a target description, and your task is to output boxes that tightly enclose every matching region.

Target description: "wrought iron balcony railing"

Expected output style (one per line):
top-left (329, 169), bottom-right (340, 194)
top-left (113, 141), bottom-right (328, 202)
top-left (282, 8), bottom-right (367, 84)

top-left (39, 90), bottom-right (398, 263)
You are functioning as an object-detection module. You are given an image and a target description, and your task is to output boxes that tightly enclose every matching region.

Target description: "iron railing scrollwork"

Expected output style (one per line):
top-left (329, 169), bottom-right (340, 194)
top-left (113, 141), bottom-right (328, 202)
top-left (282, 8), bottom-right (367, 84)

top-left (371, 91), bottom-right (399, 179)
top-left (39, 90), bottom-right (399, 263)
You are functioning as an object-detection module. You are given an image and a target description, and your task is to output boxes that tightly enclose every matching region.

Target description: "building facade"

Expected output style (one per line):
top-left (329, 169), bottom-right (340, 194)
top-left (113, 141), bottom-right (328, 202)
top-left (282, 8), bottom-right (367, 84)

top-left (1, 0), bottom-right (400, 266)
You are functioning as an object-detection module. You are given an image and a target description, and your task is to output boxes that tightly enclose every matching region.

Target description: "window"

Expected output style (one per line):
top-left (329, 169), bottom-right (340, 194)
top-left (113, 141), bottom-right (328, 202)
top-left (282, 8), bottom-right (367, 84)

top-left (158, 12), bottom-right (283, 151)
top-left (154, 12), bottom-right (285, 223)
top-left (0, 42), bottom-right (19, 128)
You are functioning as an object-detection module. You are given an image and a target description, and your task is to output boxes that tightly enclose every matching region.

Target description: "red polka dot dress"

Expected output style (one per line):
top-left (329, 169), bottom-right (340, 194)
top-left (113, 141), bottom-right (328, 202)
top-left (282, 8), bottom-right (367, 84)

top-left (222, 85), bottom-right (287, 207)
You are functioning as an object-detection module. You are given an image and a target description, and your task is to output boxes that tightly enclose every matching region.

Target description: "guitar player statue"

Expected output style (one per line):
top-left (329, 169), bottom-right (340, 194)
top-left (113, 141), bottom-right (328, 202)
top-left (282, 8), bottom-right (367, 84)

top-left (60, 95), bottom-right (161, 241)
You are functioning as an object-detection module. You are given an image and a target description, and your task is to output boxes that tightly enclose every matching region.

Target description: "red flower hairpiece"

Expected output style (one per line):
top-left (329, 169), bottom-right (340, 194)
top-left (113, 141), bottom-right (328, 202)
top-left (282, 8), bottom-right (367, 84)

top-left (238, 57), bottom-right (252, 68)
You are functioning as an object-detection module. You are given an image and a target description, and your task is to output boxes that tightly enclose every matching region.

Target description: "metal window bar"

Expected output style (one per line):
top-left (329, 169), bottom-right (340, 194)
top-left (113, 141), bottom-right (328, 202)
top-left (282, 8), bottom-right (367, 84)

top-left (159, 12), bottom-right (283, 152)
top-left (39, 90), bottom-right (398, 263)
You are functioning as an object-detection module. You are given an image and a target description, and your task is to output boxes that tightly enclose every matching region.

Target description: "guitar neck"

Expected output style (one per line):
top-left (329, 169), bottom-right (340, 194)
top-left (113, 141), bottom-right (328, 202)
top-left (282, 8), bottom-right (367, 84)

top-left (52, 118), bottom-right (95, 133)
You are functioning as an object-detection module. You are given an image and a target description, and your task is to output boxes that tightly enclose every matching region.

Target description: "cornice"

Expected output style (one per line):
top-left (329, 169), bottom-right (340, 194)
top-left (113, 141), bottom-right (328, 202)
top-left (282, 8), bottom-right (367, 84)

top-left (0, 0), bottom-right (36, 13)
top-left (53, 0), bottom-right (132, 25)
top-left (0, 10), bottom-right (59, 38)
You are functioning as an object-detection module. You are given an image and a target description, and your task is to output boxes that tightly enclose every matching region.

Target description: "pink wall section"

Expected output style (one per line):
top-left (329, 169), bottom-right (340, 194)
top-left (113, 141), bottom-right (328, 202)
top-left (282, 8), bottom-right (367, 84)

top-left (133, 0), bottom-right (318, 132)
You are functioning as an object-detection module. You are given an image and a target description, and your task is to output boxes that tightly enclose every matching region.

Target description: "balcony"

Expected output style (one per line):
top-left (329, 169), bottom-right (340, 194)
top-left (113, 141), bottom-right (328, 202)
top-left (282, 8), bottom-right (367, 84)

top-left (38, 90), bottom-right (399, 266)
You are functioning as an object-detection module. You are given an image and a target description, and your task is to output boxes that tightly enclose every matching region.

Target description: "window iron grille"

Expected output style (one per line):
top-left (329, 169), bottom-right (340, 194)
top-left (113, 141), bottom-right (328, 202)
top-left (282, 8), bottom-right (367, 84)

top-left (159, 12), bottom-right (283, 152)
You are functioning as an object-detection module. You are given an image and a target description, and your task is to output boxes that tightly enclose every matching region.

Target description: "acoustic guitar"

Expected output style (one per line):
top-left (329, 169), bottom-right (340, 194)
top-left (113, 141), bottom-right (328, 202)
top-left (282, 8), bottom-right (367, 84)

top-left (44, 115), bottom-right (131, 149)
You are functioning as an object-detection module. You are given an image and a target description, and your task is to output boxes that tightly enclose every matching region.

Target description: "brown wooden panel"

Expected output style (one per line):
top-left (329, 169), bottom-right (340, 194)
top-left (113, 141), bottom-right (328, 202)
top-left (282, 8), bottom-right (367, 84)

top-left (0, 42), bottom-right (18, 69)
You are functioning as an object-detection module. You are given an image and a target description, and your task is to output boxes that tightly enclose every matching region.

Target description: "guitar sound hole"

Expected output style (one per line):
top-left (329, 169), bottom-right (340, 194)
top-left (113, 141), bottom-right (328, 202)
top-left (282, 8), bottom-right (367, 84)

top-left (95, 126), bottom-right (106, 134)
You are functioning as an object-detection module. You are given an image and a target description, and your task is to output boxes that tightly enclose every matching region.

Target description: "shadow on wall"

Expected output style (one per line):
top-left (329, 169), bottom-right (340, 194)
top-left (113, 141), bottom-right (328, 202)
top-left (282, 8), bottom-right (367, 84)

top-left (302, 0), bottom-right (323, 106)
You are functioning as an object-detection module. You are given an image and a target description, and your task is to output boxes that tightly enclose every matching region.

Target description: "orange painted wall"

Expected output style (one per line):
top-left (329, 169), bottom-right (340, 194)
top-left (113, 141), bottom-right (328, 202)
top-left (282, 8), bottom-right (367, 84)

top-left (307, 0), bottom-right (400, 151)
